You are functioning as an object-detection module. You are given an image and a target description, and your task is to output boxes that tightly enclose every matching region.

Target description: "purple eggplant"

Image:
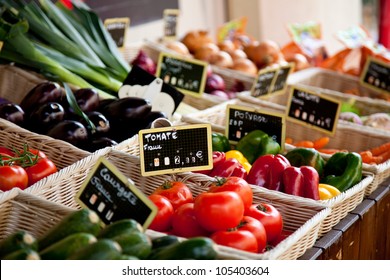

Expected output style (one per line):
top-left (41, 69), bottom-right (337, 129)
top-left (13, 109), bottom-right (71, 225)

top-left (0, 103), bottom-right (25, 126)
top-left (101, 97), bottom-right (152, 121)
top-left (46, 120), bottom-right (89, 149)
top-left (73, 88), bottom-right (100, 113)
top-left (20, 82), bottom-right (66, 114)
top-left (27, 102), bottom-right (66, 133)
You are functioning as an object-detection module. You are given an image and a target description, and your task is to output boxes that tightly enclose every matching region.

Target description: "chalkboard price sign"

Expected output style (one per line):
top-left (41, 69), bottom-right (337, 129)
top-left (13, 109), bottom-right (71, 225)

top-left (251, 68), bottom-right (278, 97)
top-left (104, 17), bottom-right (130, 48)
top-left (287, 86), bottom-right (341, 135)
top-left (163, 9), bottom-right (179, 40)
top-left (360, 56), bottom-right (390, 94)
top-left (156, 52), bottom-right (208, 97)
top-left (139, 124), bottom-right (213, 176)
top-left (76, 157), bottom-right (157, 229)
top-left (226, 104), bottom-right (286, 147)
top-left (271, 63), bottom-right (294, 93)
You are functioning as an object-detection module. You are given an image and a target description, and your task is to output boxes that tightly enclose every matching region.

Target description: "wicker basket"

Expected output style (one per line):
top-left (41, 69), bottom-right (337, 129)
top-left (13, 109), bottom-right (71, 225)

top-left (0, 118), bottom-right (90, 200)
top-left (0, 118), bottom-right (90, 170)
top-left (181, 99), bottom-right (386, 196)
top-left (25, 148), bottom-right (330, 260)
top-left (0, 190), bottom-right (75, 241)
top-left (255, 67), bottom-right (390, 115)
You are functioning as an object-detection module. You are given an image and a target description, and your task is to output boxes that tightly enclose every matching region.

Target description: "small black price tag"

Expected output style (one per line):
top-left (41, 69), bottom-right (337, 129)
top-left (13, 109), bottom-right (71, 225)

top-left (156, 52), bottom-right (208, 97)
top-left (226, 104), bottom-right (286, 148)
top-left (251, 67), bottom-right (278, 97)
top-left (139, 124), bottom-right (213, 176)
top-left (163, 9), bottom-right (179, 40)
top-left (286, 86), bottom-right (341, 135)
top-left (104, 17), bottom-right (130, 49)
top-left (271, 63), bottom-right (294, 93)
top-left (360, 56), bottom-right (390, 94)
top-left (76, 157), bottom-right (157, 229)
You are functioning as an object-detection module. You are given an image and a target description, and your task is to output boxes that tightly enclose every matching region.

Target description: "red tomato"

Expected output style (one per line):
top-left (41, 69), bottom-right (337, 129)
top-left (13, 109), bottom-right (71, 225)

top-left (238, 216), bottom-right (267, 253)
top-left (193, 191), bottom-right (244, 232)
top-left (245, 203), bottom-right (283, 243)
top-left (0, 165), bottom-right (28, 191)
top-left (211, 229), bottom-right (258, 253)
top-left (152, 181), bottom-right (193, 210)
top-left (0, 147), bottom-right (14, 157)
top-left (208, 176), bottom-right (253, 210)
top-left (24, 148), bottom-right (47, 159)
top-left (171, 203), bottom-right (210, 238)
top-left (24, 158), bottom-right (57, 187)
top-left (148, 194), bottom-right (174, 232)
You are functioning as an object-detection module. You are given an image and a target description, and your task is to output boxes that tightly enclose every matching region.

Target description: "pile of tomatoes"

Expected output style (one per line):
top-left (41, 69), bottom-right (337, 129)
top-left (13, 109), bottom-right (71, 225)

top-left (148, 177), bottom-right (288, 254)
top-left (0, 145), bottom-right (57, 192)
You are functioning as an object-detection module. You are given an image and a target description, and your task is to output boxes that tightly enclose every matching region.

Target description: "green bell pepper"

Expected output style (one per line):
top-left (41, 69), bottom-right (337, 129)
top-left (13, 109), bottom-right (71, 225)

top-left (284, 147), bottom-right (325, 176)
top-left (236, 130), bottom-right (280, 164)
top-left (211, 132), bottom-right (230, 152)
top-left (321, 152), bottom-right (362, 192)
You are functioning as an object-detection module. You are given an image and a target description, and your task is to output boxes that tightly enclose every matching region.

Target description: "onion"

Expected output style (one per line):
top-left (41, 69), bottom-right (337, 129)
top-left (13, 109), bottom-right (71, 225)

top-left (339, 112), bottom-right (363, 125)
top-left (285, 53), bottom-right (310, 71)
top-left (194, 43), bottom-right (219, 63)
top-left (231, 58), bottom-right (258, 76)
top-left (217, 40), bottom-right (236, 53)
top-left (208, 90), bottom-right (229, 100)
top-left (211, 51), bottom-right (234, 68)
top-left (230, 49), bottom-right (247, 61)
top-left (244, 40), bottom-right (282, 69)
top-left (131, 50), bottom-right (156, 75)
top-left (363, 113), bottom-right (390, 130)
top-left (165, 41), bottom-right (190, 56)
top-left (181, 30), bottom-right (214, 53)
top-left (205, 73), bottom-right (225, 93)
top-left (232, 34), bottom-right (252, 49)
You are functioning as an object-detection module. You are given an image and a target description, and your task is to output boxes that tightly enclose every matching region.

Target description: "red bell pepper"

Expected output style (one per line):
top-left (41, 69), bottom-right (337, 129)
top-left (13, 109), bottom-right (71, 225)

top-left (195, 151), bottom-right (247, 179)
top-left (195, 151), bottom-right (225, 175)
top-left (209, 157), bottom-right (247, 179)
top-left (246, 154), bottom-right (290, 191)
top-left (282, 166), bottom-right (320, 200)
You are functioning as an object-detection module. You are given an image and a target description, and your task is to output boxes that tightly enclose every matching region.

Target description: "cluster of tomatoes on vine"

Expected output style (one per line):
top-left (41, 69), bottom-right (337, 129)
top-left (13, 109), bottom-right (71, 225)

top-left (0, 145), bottom-right (57, 192)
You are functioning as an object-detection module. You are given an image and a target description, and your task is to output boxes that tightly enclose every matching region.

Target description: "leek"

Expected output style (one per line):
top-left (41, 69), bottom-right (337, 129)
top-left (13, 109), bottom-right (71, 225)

top-left (0, 15), bottom-right (114, 99)
top-left (0, 0), bottom-right (132, 99)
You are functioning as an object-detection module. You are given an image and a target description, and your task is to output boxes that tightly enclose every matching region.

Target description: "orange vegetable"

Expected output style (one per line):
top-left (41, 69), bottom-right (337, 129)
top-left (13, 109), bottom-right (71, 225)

top-left (285, 137), bottom-right (293, 144)
top-left (370, 142), bottom-right (390, 156)
top-left (360, 150), bottom-right (384, 164)
top-left (293, 140), bottom-right (314, 148)
top-left (376, 149), bottom-right (390, 164)
top-left (313, 137), bottom-right (330, 150)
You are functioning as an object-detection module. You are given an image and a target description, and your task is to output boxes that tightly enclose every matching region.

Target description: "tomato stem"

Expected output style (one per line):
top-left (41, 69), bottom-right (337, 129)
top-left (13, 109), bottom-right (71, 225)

top-left (0, 144), bottom-right (41, 167)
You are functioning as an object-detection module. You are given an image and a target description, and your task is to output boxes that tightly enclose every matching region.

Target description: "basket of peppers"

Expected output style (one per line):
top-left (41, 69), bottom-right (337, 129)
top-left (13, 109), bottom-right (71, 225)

top-left (204, 131), bottom-right (374, 237)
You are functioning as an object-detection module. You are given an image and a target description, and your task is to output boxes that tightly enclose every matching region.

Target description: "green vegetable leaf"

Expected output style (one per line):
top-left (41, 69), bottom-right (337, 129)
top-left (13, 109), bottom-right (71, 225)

top-left (63, 83), bottom-right (96, 134)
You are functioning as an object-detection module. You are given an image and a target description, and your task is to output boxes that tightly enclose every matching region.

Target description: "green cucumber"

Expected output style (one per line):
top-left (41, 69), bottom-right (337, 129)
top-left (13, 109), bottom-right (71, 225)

top-left (112, 231), bottom-right (152, 259)
top-left (38, 209), bottom-right (101, 250)
top-left (39, 233), bottom-right (97, 260)
top-left (151, 235), bottom-right (180, 250)
top-left (3, 248), bottom-right (40, 260)
top-left (0, 231), bottom-right (38, 259)
top-left (148, 237), bottom-right (218, 260)
top-left (67, 239), bottom-right (122, 260)
top-left (98, 219), bottom-right (143, 239)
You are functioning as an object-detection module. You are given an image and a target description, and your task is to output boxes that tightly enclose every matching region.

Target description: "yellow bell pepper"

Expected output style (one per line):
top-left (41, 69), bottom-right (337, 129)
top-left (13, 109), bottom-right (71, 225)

top-left (318, 183), bottom-right (341, 200)
top-left (225, 150), bottom-right (251, 173)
